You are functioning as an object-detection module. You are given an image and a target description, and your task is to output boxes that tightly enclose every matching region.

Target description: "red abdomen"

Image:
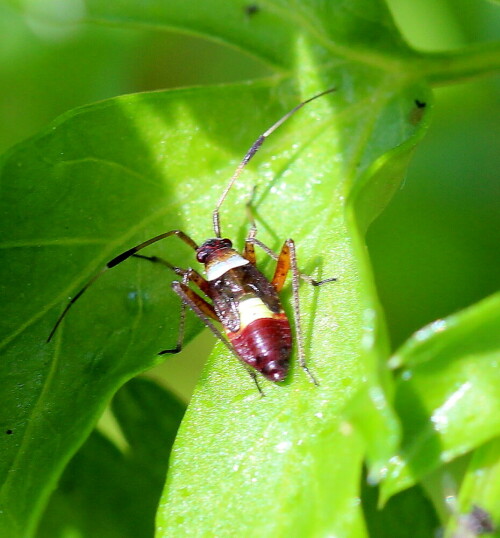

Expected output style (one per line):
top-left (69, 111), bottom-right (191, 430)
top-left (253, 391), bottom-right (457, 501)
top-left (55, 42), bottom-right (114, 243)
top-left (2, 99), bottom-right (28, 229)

top-left (227, 314), bottom-right (292, 382)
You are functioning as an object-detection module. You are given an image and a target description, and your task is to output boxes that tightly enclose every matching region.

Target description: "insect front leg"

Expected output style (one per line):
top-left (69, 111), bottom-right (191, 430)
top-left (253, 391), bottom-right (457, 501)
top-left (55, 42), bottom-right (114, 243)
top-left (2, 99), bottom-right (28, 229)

top-left (133, 253), bottom-right (213, 355)
top-left (158, 272), bottom-right (217, 355)
top-left (132, 254), bottom-right (209, 294)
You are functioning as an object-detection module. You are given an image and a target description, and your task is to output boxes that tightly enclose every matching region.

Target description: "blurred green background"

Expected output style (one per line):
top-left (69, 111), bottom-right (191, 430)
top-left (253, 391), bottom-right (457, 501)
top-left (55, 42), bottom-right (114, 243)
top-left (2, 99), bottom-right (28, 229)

top-left (1, 0), bottom-right (499, 400)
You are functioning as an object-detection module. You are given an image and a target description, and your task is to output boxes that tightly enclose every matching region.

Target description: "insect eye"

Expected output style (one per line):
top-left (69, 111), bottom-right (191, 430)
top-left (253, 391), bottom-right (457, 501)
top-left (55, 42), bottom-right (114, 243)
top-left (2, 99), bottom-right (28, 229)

top-left (222, 238), bottom-right (232, 248)
top-left (196, 250), bottom-right (208, 263)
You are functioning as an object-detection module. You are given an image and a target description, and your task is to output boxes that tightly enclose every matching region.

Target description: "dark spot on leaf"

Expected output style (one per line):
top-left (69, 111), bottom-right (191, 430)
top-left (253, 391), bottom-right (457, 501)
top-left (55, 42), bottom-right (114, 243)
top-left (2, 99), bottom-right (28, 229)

top-left (409, 99), bottom-right (427, 125)
top-left (6, 429), bottom-right (13, 435)
top-left (245, 4), bottom-right (259, 16)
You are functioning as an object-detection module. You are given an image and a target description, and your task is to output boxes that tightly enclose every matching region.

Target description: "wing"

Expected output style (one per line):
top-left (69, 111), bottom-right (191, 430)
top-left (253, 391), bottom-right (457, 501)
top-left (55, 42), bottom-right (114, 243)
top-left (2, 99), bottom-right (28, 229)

top-left (207, 264), bottom-right (283, 333)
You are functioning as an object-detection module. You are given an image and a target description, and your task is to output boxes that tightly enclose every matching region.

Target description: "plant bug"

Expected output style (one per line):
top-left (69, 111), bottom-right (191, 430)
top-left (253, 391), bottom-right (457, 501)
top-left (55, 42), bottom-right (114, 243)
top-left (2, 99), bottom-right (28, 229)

top-left (48, 88), bottom-right (337, 391)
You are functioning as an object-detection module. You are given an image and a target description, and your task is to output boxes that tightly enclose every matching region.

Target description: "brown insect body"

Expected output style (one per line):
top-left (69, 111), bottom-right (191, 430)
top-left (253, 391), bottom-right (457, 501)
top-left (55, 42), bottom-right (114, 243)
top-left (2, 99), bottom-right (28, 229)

top-left (200, 238), bottom-right (291, 381)
top-left (229, 316), bottom-right (291, 382)
top-left (47, 89), bottom-right (338, 390)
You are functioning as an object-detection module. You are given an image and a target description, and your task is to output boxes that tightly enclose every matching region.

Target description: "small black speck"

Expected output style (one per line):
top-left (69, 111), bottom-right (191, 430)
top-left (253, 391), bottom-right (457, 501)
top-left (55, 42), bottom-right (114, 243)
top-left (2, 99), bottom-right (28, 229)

top-left (6, 429), bottom-right (13, 435)
top-left (415, 99), bottom-right (426, 109)
top-left (245, 4), bottom-right (259, 16)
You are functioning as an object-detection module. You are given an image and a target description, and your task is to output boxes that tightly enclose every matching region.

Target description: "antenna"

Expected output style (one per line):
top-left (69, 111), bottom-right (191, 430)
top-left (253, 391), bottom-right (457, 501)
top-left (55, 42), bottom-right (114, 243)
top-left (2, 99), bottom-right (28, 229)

top-left (212, 87), bottom-right (336, 237)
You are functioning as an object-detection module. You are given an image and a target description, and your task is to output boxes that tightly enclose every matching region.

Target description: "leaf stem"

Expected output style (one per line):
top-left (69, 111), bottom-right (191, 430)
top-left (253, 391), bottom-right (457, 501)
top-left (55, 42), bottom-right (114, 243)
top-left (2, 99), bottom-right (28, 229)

top-left (413, 42), bottom-right (500, 86)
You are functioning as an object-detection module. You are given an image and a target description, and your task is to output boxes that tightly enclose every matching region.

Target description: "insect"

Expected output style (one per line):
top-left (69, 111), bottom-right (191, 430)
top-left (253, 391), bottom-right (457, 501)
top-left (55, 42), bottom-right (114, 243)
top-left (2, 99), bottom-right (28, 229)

top-left (48, 88), bottom-right (337, 391)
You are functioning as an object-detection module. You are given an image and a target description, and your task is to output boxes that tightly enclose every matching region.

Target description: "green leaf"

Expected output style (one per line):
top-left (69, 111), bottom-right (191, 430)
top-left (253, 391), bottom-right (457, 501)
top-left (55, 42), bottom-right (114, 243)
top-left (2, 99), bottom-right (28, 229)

top-left (0, 80), bottom-right (420, 536)
top-left (84, 0), bottom-right (414, 71)
top-left (37, 378), bottom-right (184, 538)
top-left (111, 376), bottom-right (185, 481)
top-left (6, 0), bottom-right (498, 535)
top-left (362, 481), bottom-right (439, 537)
top-left (443, 438), bottom-right (500, 537)
top-left (84, 0), bottom-right (500, 84)
top-left (380, 292), bottom-right (500, 502)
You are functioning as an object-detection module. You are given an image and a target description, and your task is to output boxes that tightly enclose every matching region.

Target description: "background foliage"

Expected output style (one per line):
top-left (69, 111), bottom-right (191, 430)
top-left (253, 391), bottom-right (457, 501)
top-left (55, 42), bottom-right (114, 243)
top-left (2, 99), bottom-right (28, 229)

top-left (0, 0), bottom-right (498, 536)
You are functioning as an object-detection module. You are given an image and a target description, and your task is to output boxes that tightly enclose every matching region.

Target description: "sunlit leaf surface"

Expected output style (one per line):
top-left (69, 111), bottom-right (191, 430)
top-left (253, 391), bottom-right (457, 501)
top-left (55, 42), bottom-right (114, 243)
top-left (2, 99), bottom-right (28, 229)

top-left (380, 293), bottom-right (500, 501)
top-left (4, 0), bottom-right (482, 535)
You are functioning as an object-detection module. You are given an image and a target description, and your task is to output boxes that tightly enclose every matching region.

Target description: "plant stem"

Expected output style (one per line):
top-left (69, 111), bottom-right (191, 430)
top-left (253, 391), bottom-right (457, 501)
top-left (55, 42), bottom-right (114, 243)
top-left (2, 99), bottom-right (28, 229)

top-left (413, 42), bottom-right (500, 86)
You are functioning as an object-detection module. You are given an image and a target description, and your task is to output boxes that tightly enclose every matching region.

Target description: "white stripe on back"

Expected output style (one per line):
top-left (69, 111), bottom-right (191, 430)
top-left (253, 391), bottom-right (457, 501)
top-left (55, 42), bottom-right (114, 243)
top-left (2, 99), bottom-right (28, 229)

top-left (206, 254), bottom-right (249, 281)
top-left (238, 297), bottom-right (274, 328)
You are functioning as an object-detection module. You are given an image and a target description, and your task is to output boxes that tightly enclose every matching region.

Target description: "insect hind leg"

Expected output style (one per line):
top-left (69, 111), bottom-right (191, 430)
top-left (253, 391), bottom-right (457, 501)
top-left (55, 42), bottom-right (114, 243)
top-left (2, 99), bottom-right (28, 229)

top-left (248, 237), bottom-right (337, 385)
top-left (170, 281), bottom-right (265, 395)
top-left (130, 255), bottom-right (264, 394)
top-left (284, 239), bottom-right (319, 386)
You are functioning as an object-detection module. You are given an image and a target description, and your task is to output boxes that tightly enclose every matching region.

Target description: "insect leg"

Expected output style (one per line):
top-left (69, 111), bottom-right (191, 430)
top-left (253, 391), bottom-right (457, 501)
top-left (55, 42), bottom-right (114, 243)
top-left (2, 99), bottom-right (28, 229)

top-left (132, 254), bottom-right (210, 295)
top-left (245, 185), bottom-right (258, 240)
top-left (248, 237), bottom-right (337, 287)
top-left (270, 241), bottom-right (291, 292)
top-left (47, 230), bottom-right (199, 342)
top-left (243, 186), bottom-right (258, 264)
top-left (245, 236), bottom-right (319, 384)
top-left (158, 275), bottom-right (218, 355)
top-left (117, 255), bottom-right (262, 391)
top-left (255, 238), bottom-right (335, 385)
top-left (130, 254), bottom-right (213, 354)
top-left (171, 282), bottom-right (264, 395)
top-left (132, 253), bottom-right (181, 275)
top-left (285, 239), bottom-right (318, 386)
top-left (157, 271), bottom-right (191, 354)
top-left (243, 239), bottom-right (256, 265)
